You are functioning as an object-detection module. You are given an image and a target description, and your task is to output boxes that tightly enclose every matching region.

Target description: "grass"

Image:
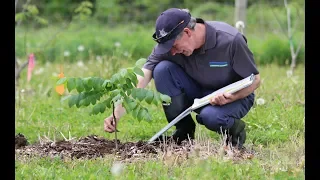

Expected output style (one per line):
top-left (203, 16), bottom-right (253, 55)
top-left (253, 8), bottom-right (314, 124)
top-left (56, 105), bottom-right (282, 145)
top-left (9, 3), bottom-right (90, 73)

top-left (15, 57), bottom-right (305, 179)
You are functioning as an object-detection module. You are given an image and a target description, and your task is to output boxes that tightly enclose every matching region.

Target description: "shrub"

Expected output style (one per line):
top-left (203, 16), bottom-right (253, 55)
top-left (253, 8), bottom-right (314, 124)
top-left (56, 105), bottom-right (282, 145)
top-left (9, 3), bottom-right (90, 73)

top-left (251, 34), bottom-right (304, 66)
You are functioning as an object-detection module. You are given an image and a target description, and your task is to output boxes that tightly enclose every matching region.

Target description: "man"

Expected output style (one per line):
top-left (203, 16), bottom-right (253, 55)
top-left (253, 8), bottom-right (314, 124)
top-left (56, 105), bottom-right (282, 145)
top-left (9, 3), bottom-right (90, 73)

top-left (104, 8), bottom-right (261, 149)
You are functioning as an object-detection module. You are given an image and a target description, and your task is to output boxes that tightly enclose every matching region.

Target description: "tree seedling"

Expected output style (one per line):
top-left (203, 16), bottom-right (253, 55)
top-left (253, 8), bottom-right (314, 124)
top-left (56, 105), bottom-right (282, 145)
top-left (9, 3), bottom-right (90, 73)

top-left (56, 58), bottom-right (171, 151)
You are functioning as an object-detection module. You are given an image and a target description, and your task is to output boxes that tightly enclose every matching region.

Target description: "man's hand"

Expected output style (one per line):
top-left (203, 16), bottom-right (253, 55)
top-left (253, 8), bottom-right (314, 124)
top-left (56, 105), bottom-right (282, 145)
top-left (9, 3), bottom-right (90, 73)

top-left (210, 93), bottom-right (234, 106)
top-left (104, 116), bottom-right (119, 133)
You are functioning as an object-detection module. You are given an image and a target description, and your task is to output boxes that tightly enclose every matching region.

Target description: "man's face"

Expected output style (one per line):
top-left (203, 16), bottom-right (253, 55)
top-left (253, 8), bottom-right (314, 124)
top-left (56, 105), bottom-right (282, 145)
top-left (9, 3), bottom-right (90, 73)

top-left (170, 29), bottom-right (194, 56)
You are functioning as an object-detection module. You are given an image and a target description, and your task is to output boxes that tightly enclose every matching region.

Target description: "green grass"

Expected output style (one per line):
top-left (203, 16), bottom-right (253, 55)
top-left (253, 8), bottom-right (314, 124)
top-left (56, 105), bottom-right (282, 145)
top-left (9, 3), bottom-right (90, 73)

top-left (15, 58), bottom-right (305, 179)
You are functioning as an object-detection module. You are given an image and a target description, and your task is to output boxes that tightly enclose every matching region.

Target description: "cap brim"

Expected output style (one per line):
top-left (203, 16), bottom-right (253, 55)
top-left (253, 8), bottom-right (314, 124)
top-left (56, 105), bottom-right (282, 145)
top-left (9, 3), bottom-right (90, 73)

top-left (154, 38), bottom-right (175, 55)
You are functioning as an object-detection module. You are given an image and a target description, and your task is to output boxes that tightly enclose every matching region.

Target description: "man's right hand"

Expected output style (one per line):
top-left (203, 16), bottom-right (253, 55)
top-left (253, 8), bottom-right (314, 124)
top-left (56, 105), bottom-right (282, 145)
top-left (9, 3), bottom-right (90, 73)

top-left (104, 116), bottom-right (118, 133)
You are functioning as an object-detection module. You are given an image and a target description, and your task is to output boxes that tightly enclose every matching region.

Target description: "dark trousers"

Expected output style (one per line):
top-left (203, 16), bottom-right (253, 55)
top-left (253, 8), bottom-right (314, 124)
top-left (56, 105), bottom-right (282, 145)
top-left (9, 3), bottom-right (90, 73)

top-left (153, 60), bottom-right (255, 132)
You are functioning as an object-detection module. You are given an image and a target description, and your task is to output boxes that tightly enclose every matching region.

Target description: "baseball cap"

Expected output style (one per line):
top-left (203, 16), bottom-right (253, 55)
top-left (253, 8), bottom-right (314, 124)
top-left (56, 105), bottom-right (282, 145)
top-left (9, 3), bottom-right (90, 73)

top-left (152, 8), bottom-right (191, 54)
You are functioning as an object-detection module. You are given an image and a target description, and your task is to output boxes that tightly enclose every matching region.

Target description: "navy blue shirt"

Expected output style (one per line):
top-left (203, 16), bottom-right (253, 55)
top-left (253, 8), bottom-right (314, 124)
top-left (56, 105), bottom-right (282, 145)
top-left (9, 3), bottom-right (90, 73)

top-left (143, 19), bottom-right (259, 91)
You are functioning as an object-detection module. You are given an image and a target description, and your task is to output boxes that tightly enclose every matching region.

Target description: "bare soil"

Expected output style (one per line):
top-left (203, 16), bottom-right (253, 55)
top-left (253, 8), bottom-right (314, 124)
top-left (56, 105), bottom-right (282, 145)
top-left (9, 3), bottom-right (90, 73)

top-left (15, 133), bottom-right (255, 161)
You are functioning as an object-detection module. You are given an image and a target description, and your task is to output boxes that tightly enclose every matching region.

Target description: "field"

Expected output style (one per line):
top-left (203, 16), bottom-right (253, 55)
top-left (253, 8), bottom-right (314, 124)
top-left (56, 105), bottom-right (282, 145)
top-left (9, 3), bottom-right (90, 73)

top-left (15, 57), bottom-right (305, 179)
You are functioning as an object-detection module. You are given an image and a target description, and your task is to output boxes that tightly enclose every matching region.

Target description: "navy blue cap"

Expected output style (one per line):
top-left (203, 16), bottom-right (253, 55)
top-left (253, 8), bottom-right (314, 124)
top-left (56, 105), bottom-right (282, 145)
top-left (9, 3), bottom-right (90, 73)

top-left (152, 8), bottom-right (191, 54)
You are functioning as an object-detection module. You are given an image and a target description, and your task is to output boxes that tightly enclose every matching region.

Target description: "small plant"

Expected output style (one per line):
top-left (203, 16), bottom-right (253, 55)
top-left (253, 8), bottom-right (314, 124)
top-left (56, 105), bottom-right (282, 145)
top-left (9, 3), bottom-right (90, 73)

top-left (56, 58), bottom-right (171, 149)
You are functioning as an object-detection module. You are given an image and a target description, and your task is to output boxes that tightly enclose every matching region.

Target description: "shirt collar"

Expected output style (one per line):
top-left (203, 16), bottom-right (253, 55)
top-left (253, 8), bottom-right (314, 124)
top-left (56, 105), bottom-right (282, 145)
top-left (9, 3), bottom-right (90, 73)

top-left (196, 18), bottom-right (217, 54)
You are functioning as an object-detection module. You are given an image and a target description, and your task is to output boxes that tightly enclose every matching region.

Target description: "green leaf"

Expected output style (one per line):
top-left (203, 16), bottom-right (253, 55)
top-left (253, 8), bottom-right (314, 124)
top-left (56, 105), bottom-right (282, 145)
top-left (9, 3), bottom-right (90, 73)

top-left (68, 94), bottom-right (79, 108)
top-left (102, 80), bottom-right (110, 88)
top-left (152, 92), bottom-right (160, 105)
top-left (112, 94), bottom-right (122, 103)
top-left (76, 93), bottom-right (85, 108)
top-left (122, 84), bottom-right (128, 91)
top-left (79, 96), bottom-right (90, 107)
top-left (27, 5), bottom-right (39, 15)
top-left (34, 16), bottom-right (48, 25)
top-left (104, 97), bottom-right (113, 108)
top-left (131, 105), bottom-right (141, 120)
top-left (137, 107), bottom-right (151, 121)
top-left (131, 88), bottom-right (145, 101)
top-left (128, 101), bottom-right (138, 111)
top-left (67, 78), bottom-right (76, 92)
top-left (160, 94), bottom-right (171, 103)
top-left (128, 72), bottom-right (138, 86)
top-left (127, 68), bottom-right (134, 74)
top-left (145, 112), bottom-right (152, 121)
top-left (91, 102), bottom-right (106, 115)
top-left (145, 90), bottom-right (154, 104)
top-left (110, 73), bottom-right (120, 83)
top-left (83, 78), bottom-right (93, 91)
top-left (91, 77), bottom-right (104, 91)
top-left (76, 78), bottom-right (85, 92)
top-left (56, 77), bottom-right (67, 85)
top-left (122, 96), bottom-right (130, 113)
top-left (119, 68), bottom-right (128, 78)
top-left (136, 89), bottom-right (146, 101)
top-left (126, 89), bottom-right (132, 96)
top-left (133, 67), bottom-right (144, 77)
top-left (90, 94), bottom-right (98, 105)
top-left (125, 78), bottom-right (133, 89)
top-left (116, 84), bottom-right (122, 89)
top-left (123, 96), bottom-right (138, 113)
top-left (110, 89), bottom-right (121, 98)
top-left (78, 91), bottom-right (97, 107)
top-left (135, 58), bottom-right (146, 67)
top-left (15, 13), bottom-right (26, 22)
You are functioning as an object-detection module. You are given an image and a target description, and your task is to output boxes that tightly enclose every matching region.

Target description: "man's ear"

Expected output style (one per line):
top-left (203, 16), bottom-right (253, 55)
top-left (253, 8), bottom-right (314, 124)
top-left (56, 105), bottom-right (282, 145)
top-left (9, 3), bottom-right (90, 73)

top-left (184, 28), bottom-right (192, 37)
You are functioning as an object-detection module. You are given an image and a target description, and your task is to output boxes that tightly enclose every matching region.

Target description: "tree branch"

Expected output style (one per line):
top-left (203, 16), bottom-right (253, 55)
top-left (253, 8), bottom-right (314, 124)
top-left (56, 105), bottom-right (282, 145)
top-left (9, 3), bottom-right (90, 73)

top-left (291, 4), bottom-right (303, 38)
top-left (285, 0), bottom-right (291, 39)
top-left (16, 0), bottom-right (31, 27)
top-left (112, 102), bottom-right (118, 151)
top-left (295, 33), bottom-right (305, 57)
top-left (270, 7), bottom-right (288, 38)
top-left (15, 59), bottom-right (28, 81)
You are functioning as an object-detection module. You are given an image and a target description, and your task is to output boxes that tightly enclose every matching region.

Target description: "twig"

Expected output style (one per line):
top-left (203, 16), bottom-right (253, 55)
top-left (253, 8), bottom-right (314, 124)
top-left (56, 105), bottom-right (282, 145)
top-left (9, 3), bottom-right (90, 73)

top-left (16, 0), bottom-right (31, 27)
top-left (270, 7), bottom-right (288, 38)
top-left (295, 33), bottom-right (305, 57)
top-left (15, 58), bottom-right (28, 82)
top-left (112, 102), bottom-right (118, 151)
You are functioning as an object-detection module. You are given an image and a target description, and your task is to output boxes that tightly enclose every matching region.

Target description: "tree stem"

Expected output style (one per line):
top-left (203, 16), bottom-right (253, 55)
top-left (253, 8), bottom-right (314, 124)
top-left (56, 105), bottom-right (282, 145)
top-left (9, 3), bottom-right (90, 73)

top-left (112, 102), bottom-right (118, 151)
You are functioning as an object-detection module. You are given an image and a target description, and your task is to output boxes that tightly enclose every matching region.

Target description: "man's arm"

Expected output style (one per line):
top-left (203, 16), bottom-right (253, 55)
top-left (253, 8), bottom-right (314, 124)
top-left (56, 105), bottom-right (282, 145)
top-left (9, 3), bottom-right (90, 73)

top-left (137, 68), bottom-right (153, 88)
top-left (210, 74), bottom-right (260, 105)
top-left (226, 73), bottom-right (260, 100)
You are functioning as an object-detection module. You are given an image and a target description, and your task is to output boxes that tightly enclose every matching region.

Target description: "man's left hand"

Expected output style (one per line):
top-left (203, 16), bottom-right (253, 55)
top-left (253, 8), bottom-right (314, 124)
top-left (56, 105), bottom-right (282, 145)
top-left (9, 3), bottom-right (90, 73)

top-left (210, 93), bottom-right (234, 106)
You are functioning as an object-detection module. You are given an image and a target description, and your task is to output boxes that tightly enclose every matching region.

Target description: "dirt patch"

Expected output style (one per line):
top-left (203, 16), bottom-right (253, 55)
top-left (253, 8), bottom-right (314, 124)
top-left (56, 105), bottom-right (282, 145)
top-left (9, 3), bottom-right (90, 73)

top-left (15, 133), bottom-right (255, 162)
top-left (15, 133), bottom-right (29, 149)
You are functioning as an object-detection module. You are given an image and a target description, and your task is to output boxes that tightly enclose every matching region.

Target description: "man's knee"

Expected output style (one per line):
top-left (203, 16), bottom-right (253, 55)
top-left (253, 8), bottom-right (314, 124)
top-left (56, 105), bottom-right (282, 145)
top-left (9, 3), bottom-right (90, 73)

top-left (196, 107), bottom-right (234, 132)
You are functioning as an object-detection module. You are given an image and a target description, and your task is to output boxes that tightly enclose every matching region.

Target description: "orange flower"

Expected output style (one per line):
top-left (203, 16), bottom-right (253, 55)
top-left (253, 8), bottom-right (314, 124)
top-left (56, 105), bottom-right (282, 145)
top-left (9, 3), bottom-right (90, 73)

top-left (55, 85), bottom-right (65, 95)
top-left (55, 65), bottom-right (65, 95)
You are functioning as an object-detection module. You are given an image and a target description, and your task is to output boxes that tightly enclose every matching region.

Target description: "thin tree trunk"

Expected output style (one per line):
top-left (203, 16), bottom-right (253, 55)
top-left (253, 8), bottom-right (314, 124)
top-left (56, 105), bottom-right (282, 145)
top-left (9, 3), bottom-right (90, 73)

top-left (284, 0), bottom-right (305, 72)
top-left (235, 0), bottom-right (247, 34)
top-left (15, 57), bottom-right (28, 86)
